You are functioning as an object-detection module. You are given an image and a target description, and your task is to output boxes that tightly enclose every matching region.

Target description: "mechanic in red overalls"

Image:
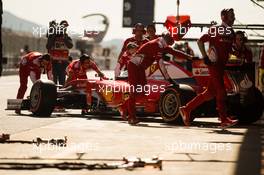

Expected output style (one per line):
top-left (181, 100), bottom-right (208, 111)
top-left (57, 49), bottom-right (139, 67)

top-left (146, 24), bottom-right (159, 41)
top-left (232, 31), bottom-right (252, 64)
top-left (65, 54), bottom-right (106, 84)
top-left (125, 32), bottom-right (193, 124)
top-left (16, 52), bottom-right (52, 113)
top-left (179, 9), bottom-right (238, 128)
top-left (114, 42), bottom-right (138, 78)
top-left (117, 23), bottom-right (149, 61)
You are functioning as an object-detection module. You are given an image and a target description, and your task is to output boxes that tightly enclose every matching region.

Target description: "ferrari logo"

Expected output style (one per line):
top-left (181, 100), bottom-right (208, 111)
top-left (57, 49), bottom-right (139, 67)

top-left (148, 63), bottom-right (158, 76)
top-left (102, 88), bottom-right (114, 102)
top-left (150, 64), bottom-right (158, 73)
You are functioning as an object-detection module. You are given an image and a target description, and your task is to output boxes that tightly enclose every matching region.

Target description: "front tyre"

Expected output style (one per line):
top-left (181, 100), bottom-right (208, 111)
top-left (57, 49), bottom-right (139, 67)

top-left (30, 80), bottom-right (57, 117)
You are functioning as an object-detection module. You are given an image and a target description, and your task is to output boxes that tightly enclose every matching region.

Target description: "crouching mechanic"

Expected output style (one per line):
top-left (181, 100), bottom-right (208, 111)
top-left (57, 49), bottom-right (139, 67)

top-left (231, 31), bottom-right (252, 64)
top-left (125, 32), bottom-right (194, 124)
top-left (114, 42), bottom-right (138, 78)
top-left (179, 8), bottom-right (238, 128)
top-left (65, 54), bottom-right (107, 85)
top-left (16, 52), bottom-right (52, 114)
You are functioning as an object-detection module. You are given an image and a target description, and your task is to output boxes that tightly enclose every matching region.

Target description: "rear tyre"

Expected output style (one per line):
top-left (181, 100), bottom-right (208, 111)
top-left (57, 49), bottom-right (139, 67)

top-left (159, 88), bottom-right (181, 122)
top-left (236, 87), bottom-right (264, 124)
top-left (30, 80), bottom-right (57, 117)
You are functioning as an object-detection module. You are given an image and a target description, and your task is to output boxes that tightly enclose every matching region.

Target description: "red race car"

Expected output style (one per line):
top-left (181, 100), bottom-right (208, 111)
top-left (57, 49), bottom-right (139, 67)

top-left (7, 59), bottom-right (264, 124)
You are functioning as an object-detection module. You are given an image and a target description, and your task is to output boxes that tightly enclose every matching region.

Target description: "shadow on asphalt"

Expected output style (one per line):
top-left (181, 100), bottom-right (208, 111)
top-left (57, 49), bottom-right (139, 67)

top-left (7, 113), bottom-right (61, 118)
top-left (208, 129), bottom-right (245, 136)
top-left (87, 113), bottom-right (264, 175)
top-left (234, 116), bottom-right (263, 175)
top-left (5, 110), bottom-right (264, 174)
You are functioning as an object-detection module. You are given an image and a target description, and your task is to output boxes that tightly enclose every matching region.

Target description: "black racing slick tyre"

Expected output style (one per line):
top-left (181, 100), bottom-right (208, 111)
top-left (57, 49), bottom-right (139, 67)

top-left (236, 87), bottom-right (264, 124)
top-left (30, 79), bottom-right (57, 117)
top-left (159, 88), bottom-right (181, 122)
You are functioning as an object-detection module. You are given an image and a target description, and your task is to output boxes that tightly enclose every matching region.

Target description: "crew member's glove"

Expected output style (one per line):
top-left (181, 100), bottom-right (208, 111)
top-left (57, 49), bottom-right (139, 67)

top-left (98, 72), bottom-right (105, 77)
top-left (98, 72), bottom-right (108, 80)
top-left (203, 55), bottom-right (212, 65)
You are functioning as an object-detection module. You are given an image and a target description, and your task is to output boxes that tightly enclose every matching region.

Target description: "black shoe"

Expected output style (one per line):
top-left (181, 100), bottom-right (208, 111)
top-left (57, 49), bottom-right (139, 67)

top-left (15, 109), bottom-right (21, 115)
top-left (128, 118), bottom-right (140, 125)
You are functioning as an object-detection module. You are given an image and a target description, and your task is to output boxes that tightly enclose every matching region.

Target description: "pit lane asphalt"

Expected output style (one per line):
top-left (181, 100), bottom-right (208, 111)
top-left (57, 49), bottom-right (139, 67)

top-left (0, 74), bottom-right (263, 175)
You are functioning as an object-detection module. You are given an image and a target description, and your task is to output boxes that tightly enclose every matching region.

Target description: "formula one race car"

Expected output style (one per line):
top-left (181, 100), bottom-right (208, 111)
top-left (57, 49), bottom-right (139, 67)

top-left (7, 59), bottom-right (264, 124)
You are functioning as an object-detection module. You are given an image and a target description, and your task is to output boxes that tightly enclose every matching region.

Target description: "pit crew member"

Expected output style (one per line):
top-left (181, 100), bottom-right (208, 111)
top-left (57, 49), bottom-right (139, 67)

top-left (16, 52), bottom-right (52, 114)
top-left (46, 20), bottom-right (73, 85)
top-left (125, 32), bottom-right (194, 124)
top-left (65, 54), bottom-right (107, 84)
top-left (179, 8), bottom-right (238, 128)
top-left (117, 23), bottom-right (149, 61)
top-left (231, 31), bottom-right (252, 64)
top-left (114, 42), bottom-right (138, 78)
top-left (146, 24), bottom-right (159, 40)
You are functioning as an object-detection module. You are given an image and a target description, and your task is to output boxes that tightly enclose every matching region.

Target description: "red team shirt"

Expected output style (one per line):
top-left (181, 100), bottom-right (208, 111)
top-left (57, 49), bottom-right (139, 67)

top-left (127, 37), bottom-right (189, 81)
top-left (134, 38), bottom-right (189, 70)
top-left (20, 52), bottom-right (52, 78)
top-left (115, 51), bottom-right (133, 77)
top-left (119, 37), bottom-right (149, 60)
top-left (17, 52), bottom-right (52, 99)
top-left (199, 24), bottom-right (235, 66)
top-left (66, 60), bottom-right (101, 80)
top-left (118, 52), bottom-right (132, 70)
top-left (49, 36), bottom-right (70, 61)
top-left (232, 46), bottom-right (252, 64)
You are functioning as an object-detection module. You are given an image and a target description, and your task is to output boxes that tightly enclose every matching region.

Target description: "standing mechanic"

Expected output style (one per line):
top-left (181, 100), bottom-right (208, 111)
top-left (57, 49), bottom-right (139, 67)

top-left (146, 24), bottom-right (159, 41)
top-left (16, 52), bottom-right (52, 114)
top-left (125, 32), bottom-right (193, 124)
top-left (114, 42), bottom-right (138, 78)
top-left (46, 20), bottom-right (73, 85)
top-left (65, 54), bottom-right (107, 85)
top-left (117, 23), bottom-right (149, 61)
top-left (179, 8), bottom-right (238, 128)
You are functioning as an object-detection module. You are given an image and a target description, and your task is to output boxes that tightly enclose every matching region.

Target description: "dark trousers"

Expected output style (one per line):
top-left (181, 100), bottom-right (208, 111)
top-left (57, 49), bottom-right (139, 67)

top-left (52, 61), bottom-right (68, 85)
